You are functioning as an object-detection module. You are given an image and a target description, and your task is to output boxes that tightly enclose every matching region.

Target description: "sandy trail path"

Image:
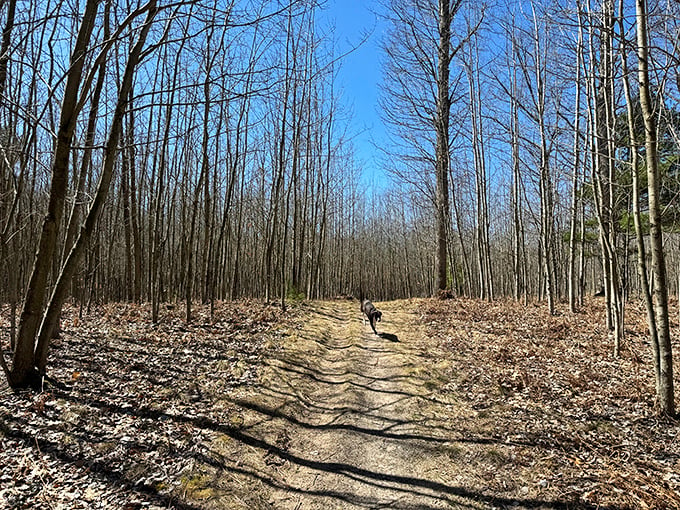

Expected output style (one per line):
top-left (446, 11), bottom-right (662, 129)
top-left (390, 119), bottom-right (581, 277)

top-left (213, 299), bottom-right (485, 509)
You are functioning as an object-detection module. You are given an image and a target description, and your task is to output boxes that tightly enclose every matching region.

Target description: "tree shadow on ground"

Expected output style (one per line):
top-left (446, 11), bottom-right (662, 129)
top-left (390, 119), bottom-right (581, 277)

top-left (11, 392), bottom-right (605, 510)
top-left (0, 301), bottom-right (615, 509)
top-left (1, 352), bottom-right (603, 510)
top-left (0, 417), bottom-right (203, 510)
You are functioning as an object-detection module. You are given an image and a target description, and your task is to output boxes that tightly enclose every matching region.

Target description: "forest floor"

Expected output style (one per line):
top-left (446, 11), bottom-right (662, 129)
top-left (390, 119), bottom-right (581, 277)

top-left (1, 297), bottom-right (680, 509)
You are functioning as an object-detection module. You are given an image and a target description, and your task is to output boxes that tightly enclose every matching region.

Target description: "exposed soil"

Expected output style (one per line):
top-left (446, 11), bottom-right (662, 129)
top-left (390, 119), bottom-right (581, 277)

top-left (211, 299), bottom-right (486, 509)
top-left (1, 298), bottom-right (679, 509)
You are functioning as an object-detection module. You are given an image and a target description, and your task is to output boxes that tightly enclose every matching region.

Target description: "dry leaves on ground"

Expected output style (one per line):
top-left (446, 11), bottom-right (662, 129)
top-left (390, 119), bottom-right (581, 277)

top-left (419, 297), bottom-right (680, 510)
top-left (1, 298), bottom-right (680, 509)
top-left (0, 300), bottom-right (295, 510)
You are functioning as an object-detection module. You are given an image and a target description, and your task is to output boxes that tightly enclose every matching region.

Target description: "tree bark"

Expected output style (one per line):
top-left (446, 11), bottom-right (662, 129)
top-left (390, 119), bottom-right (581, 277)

top-left (34, 0), bottom-right (158, 372)
top-left (9, 0), bottom-right (100, 388)
top-left (569, 5), bottom-right (584, 313)
top-left (636, 0), bottom-right (675, 416)
top-left (435, 0), bottom-right (452, 293)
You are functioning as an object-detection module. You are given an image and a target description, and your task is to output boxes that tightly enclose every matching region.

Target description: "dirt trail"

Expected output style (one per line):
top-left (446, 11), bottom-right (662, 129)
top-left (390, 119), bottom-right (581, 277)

top-left (210, 300), bottom-right (486, 509)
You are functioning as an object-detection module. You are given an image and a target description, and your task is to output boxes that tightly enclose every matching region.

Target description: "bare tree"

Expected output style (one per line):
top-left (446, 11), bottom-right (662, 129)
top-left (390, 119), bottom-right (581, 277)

top-left (511, 2), bottom-right (559, 314)
top-left (463, 34), bottom-right (493, 300)
top-left (635, 0), bottom-right (674, 415)
top-left (569, 1), bottom-right (585, 313)
top-left (7, 0), bottom-right (101, 387)
top-left (588, 0), bottom-right (624, 353)
top-left (380, 0), bottom-right (480, 294)
top-left (34, 0), bottom-right (159, 372)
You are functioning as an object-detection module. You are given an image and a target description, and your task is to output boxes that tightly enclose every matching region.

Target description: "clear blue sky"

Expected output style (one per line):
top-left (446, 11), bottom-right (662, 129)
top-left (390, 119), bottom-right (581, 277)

top-left (322, 0), bottom-right (389, 191)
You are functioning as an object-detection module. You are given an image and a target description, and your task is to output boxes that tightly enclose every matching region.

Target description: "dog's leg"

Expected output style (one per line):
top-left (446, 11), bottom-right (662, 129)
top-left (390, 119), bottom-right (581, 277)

top-left (370, 315), bottom-right (378, 335)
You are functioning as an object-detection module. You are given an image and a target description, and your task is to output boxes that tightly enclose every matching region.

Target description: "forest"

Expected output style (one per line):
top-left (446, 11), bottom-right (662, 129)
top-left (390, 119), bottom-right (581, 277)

top-left (2, 0), bottom-right (680, 508)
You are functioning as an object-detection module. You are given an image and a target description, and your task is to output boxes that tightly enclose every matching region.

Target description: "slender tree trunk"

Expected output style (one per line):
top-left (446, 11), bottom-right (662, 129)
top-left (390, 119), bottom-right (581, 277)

top-left (636, 0), bottom-right (674, 415)
top-left (34, 1), bottom-right (157, 371)
top-left (121, 125), bottom-right (134, 302)
top-left (0, 0), bottom-right (23, 364)
top-left (0, 0), bottom-right (16, 100)
top-left (591, 0), bottom-right (623, 355)
top-left (466, 48), bottom-right (491, 300)
top-left (266, 13), bottom-right (294, 303)
top-left (186, 34), bottom-right (215, 323)
top-left (151, 26), bottom-right (189, 322)
top-left (510, 41), bottom-right (522, 302)
top-left (127, 93), bottom-right (143, 303)
top-left (569, 8), bottom-right (584, 313)
top-left (531, 5), bottom-right (555, 315)
top-left (0, 0), bottom-right (19, 367)
top-left (435, 0), bottom-right (452, 293)
top-left (450, 181), bottom-right (472, 297)
top-left (9, 0), bottom-right (100, 388)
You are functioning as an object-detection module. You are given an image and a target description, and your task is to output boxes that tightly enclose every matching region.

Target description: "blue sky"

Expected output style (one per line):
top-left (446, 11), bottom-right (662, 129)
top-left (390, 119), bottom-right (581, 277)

top-left (322, 0), bottom-right (389, 191)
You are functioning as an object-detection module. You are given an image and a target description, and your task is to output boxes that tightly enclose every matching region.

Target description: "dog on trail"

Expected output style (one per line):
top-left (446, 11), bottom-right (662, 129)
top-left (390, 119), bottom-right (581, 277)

top-left (361, 299), bottom-right (382, 335)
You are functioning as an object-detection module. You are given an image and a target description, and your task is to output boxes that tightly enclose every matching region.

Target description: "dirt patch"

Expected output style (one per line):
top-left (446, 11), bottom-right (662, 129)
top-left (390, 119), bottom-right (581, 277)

top-left (202, 299), bottom-right (491, 509)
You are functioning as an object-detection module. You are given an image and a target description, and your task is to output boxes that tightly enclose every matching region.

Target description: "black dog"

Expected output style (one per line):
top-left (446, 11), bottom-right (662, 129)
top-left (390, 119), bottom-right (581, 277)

top-left (361, 299), bottom-right (382, 335)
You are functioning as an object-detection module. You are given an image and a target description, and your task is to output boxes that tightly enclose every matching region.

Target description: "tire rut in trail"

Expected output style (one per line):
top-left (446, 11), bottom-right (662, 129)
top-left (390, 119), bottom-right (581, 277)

top-left (210, 300), bottom-right (485, 509)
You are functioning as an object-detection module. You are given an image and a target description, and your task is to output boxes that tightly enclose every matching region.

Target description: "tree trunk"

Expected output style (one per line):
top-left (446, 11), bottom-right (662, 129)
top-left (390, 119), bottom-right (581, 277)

top-left (9, 0), bottom-right (100, 388)
top-left (34, 1), bottom-right (158, 372)
top-left (569, 8), bottom-right (584, 313)
top-left (127, 93), bottom-right (143, 303)
top-left (435, 0), bottom-right (452, 293)
top-left (636, 0), bottom-right (675, 416)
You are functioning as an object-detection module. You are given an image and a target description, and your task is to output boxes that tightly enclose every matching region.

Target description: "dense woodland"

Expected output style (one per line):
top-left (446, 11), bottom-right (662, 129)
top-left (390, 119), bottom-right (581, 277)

top-left (1, 0), bottom-right (680, 411)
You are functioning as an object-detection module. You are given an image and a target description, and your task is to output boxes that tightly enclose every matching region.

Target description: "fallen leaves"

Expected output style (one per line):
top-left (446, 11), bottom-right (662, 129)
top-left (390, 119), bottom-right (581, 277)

top-left (0, 300), bottom-right (293, 509)
top-left (420, 297), bottom-right (680, 509)
top-left (1, 297), bottom-right (679, 509)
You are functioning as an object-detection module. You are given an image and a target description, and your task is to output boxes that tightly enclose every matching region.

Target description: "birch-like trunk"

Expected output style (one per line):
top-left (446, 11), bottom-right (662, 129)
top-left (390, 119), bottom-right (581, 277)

top-left (569, 6), bottom-right (584, 313)
top-left (635, 0), bottom-right (674, 415)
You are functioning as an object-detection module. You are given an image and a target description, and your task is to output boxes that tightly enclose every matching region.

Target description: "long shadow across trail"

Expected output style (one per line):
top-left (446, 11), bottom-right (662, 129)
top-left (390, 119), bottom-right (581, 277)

top-left (214, 300), bottom-right (590, 510)
top-left (0, 301), bottom-right (600, 509)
